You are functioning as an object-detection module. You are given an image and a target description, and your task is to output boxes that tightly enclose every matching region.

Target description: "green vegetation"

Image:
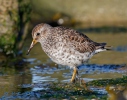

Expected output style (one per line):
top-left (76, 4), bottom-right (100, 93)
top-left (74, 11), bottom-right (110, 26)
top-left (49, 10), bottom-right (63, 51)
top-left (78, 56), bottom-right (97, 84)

top-left (37, 76), bottom-right (127, 99)
top-left (0, 34), bottom-right (16, 56)
top-left (87, 76), bottom-right (127, 86)
top-left (0, 0), bottom-right (31, 56)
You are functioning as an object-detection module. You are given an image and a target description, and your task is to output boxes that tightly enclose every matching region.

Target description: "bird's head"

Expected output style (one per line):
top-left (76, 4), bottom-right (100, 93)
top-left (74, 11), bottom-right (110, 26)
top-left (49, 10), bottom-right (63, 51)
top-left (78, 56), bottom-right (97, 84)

top-left (27, 23), bottom-right (51, 55)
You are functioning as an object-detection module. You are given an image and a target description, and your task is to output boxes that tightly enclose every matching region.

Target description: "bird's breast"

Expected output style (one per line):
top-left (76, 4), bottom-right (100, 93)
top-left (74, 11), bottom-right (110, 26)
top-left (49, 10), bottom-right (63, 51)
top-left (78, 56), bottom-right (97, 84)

top-left (42, 44), bottom-right (90, 67)
top-left (40, 38), bottom-right (93, 67)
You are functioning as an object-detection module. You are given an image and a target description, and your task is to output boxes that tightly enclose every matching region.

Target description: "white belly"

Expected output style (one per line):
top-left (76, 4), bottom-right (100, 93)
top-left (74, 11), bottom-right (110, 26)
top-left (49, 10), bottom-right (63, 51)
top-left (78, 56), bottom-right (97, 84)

top-left (46, 48), bottom-right (91, 68)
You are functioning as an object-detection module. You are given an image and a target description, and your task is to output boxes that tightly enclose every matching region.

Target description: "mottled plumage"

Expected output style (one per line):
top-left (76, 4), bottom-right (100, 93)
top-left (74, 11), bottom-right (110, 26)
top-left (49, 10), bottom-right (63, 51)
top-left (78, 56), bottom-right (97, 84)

top-left (27, 23), bottom-right (111, 82)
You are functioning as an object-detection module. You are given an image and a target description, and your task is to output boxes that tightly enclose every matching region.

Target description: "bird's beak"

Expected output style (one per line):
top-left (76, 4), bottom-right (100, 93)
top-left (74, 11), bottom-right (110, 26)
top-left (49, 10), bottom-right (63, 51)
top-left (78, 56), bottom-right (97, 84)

top-left (26, 39), bottom-right (37, 55)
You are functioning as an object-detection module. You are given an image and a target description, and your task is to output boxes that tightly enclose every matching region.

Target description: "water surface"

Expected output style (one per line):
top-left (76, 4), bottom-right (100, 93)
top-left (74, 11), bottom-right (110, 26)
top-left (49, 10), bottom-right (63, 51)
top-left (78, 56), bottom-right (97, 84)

top-left (0, 32), bottom-right (127, 99)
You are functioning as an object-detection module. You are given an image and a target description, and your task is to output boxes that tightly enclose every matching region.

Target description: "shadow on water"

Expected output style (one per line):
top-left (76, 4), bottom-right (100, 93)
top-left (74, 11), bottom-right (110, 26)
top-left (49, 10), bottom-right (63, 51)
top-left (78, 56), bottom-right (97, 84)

top-left (0, 28), bottom-right (127, 99)
top-left (114, 45), bottom-right (127, 52)
top-left (78, 26), bottom-right (127, 33)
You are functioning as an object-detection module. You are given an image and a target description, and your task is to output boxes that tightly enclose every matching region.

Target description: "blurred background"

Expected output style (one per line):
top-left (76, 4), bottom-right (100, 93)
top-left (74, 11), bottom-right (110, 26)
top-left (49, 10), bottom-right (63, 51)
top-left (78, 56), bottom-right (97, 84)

top-left (0, 0), bottom-right (127, 99)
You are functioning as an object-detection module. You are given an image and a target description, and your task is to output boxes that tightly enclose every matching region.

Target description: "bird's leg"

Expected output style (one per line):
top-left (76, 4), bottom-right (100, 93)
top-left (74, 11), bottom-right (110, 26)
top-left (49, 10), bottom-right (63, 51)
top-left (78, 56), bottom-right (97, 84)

top-left (71, 67), bottom-right (78, 83)
top-left (75, 70), bottom-right (79, 81)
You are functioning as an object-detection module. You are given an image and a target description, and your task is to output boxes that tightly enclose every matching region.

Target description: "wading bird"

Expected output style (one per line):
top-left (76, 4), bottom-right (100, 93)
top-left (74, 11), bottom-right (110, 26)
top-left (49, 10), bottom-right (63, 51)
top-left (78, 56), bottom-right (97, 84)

top-left (27, 23), bottom-right (111, 83)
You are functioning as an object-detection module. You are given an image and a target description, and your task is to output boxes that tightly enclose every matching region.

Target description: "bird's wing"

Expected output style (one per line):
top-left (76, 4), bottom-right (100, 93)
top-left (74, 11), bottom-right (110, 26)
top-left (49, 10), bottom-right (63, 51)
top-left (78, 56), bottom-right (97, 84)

top-left (54, 26), bottom-right (96, 53)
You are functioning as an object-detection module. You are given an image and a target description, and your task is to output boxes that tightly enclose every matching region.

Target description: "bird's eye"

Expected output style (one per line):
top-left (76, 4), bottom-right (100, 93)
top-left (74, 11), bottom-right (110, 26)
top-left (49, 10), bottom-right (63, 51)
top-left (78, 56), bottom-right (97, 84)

top-left (36, 33), bottom-right (40, 36)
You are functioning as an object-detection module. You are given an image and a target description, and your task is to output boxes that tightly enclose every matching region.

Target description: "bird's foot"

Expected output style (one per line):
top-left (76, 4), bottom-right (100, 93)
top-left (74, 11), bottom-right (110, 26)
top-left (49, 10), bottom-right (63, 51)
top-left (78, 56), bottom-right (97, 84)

top-left (80, 79), bottom-right (92, 92)
top-left (70, 78), bottom-right (92, 92)
top-left (80, 79), bottom-right (87, 90)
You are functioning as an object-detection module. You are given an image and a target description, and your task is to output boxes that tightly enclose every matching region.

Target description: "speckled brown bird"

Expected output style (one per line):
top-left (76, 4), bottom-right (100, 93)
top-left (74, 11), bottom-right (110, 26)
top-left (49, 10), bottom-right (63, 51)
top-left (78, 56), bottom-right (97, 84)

top-left (27, 23), bottom-right (111, 83)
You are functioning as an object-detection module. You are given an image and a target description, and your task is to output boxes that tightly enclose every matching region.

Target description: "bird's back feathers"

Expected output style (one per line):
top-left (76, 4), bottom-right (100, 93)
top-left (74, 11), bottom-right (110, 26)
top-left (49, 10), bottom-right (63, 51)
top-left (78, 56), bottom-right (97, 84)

top-left (53, 26), bottom-right (110, 54)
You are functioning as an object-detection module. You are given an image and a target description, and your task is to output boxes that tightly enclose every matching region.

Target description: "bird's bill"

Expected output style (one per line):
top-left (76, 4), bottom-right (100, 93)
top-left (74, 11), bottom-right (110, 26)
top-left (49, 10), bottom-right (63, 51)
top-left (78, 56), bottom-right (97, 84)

top-left (26, 39), bottom-right (37, 55)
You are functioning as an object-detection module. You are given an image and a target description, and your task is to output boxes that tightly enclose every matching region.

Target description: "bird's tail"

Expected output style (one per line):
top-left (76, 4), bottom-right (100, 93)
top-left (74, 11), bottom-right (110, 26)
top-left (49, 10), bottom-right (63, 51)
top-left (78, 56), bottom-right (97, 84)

top-left (95, 42), bottom-right (112, 53)
top-left (104, 45), bottom-right (112, 50)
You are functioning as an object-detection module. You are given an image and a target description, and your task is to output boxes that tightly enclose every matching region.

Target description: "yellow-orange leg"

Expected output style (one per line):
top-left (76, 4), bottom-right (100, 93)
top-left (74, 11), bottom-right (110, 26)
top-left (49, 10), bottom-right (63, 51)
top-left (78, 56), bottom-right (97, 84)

top-left (71, 67), bottom-right (78, 83)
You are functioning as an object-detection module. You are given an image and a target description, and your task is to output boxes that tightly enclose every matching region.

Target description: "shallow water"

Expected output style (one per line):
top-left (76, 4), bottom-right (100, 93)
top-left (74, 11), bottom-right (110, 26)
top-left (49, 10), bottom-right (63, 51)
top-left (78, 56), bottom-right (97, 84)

top-left (0, 32), bottom-right (127, 99)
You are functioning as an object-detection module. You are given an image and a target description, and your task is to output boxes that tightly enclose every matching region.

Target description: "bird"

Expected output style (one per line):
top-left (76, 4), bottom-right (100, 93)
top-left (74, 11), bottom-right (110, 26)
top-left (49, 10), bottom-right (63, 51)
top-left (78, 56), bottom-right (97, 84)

top-left (27, 23), bottom-right (111, 83)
